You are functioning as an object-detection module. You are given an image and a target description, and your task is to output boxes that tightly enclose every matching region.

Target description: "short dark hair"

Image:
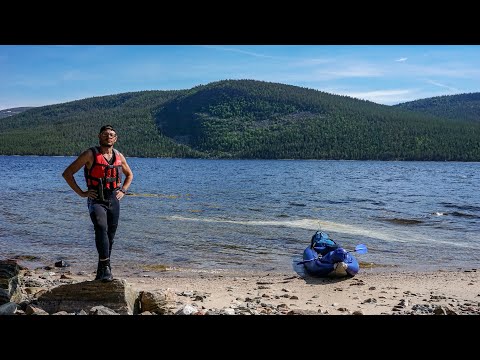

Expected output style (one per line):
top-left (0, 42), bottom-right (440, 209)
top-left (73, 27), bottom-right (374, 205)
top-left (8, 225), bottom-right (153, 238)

top-left (99, 125), bottom-right (116, 134)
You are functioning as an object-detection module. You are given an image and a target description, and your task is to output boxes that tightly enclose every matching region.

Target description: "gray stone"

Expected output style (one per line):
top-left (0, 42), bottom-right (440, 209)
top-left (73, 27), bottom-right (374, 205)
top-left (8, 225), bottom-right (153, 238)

top-left (0, 260), bottom-right (22, 305)
top-left (0, 302), bottom-right (18, 315)
top-left (37, 279), bottom-right (138, 315)
top-left (287, 309), bottom-right (321, 315)
top-left (175, 304), bottom-right (198, 315)
top-left (139, 288), bottom-right (177, 314)
top-left (26, 305), bottom-right (49, 315)
top-left (89, 306), bottom-right (120, 315)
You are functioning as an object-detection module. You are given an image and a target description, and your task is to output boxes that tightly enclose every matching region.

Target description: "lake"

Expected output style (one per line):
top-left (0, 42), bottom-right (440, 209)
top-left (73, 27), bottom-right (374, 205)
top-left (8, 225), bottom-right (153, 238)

top-left (0, 156), bottom-right (479, 275)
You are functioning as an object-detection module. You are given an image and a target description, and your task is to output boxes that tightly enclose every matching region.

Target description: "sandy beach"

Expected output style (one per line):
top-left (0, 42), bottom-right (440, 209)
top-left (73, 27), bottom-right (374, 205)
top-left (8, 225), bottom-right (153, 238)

top-left (16, 264), bottom-right (479, 315)
top-left (124, 269), bottom-right (480, 315)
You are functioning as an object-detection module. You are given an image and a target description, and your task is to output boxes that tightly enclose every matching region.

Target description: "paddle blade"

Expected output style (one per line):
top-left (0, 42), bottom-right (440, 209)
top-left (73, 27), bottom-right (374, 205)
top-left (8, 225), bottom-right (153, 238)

top-left (355, 244), bottom-right (368, 254)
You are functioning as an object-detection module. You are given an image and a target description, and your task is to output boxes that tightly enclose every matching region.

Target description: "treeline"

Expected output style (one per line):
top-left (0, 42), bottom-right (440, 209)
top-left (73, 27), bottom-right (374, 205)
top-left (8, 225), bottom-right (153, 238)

top-left (0, 80), bottom-right (479, 161)
top-left (394, 92), bottom-right (480, 123)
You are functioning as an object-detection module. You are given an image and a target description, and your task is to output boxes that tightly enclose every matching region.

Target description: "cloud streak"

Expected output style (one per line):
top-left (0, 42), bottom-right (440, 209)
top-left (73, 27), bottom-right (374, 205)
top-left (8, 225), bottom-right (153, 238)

top-left (202, 45), bottom-right (277, 59)
top-left (427, 79), bottom-right (460, 93)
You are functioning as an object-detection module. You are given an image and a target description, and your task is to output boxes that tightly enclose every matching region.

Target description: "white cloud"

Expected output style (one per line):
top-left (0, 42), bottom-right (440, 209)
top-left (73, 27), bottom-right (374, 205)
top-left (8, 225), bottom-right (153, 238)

top-left (322, 67), bottom-right (384, 78)
top-left (202, 45), bottom-right (276, 59)
top-left (426, 79), bottom-right (460, 92)
top-left (62, 70), bottom-right (101, 82)
top-left (12, 76), bottom-right (58, 88)
top-left (265, 65), bottom-right (385, 84)
top-left (395, 57), bottom-right (408, 62)
top-left (324, 88), bottom-right (419, 105)
top-left (290, 58), bottom-right (333, 67)
top-left (404, 63), bottom-right (480, 79)
top-left (121, 62), bottom-right (166, 79)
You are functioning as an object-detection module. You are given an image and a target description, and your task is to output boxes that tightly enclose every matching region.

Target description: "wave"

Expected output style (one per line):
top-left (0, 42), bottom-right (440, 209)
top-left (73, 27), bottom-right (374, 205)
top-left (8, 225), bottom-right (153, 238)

top-left (441, 203), bottom-right (480, 212)
top-left (450, 211), bottom-right (480, 219)
top-left (165, 215), bottom-right (480, 250)
top-left (378, 218), bottom-right (424, 225)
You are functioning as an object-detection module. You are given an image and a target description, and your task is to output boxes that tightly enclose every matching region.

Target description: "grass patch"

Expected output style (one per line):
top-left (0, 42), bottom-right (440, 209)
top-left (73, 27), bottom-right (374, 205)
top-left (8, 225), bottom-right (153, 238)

top-left (141, 264), bottom-right (170, 271)
top-left (359, 261), bottom-right (399, 269)
top-left (11, 255), bottom-right (40, 261)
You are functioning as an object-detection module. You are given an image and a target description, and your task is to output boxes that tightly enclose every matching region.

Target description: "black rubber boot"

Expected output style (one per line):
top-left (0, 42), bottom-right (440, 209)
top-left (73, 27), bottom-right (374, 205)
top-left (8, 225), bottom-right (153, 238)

top-left (99, 259), bottom-right (113, 282)
top-left (95, 260), bottom-right (103, 280)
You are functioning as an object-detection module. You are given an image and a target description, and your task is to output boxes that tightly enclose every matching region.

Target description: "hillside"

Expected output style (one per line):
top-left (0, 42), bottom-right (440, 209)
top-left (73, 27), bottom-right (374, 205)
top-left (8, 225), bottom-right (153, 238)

top-left (0, 80), bottom-right (479, 161)
top-left (395, 93), bottom-right (480, 123)
top-left (0, 90), bottom-right (201, 158)
top-left (0, 107), bottom-right (35, 119)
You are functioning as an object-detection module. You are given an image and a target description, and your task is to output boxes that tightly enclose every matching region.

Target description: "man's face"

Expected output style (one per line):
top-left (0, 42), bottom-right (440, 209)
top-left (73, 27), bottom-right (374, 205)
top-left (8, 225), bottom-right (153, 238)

top-left (98, 130), bottom-right (117, 146)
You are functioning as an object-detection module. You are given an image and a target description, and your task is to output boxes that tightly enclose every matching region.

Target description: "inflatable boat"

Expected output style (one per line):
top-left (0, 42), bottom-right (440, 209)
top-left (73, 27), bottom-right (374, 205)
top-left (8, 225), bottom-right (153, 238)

top-left (300, 231), bottom-right (364, 277)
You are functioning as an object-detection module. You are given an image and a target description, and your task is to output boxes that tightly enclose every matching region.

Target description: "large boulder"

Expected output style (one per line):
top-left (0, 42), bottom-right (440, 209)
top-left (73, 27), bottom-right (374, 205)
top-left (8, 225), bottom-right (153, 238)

top-left (37, 279), bottom-right (138, 314)
top-left (0, 260), bottom-right (22, 305)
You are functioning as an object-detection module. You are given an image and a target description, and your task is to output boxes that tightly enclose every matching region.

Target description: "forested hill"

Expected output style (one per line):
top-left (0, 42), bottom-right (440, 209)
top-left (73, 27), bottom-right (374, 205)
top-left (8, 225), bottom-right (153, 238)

top-left (1, 80), bottom-right (479, 161)
top-left (394, 93), bottom-right (480, 123)
top-left (0, 107), bottom-right (35, 119)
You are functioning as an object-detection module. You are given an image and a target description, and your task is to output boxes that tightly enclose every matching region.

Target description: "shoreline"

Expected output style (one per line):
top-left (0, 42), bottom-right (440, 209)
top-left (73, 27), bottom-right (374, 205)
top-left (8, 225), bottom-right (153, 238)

top-left (19, 263), bottom-right (479, 315)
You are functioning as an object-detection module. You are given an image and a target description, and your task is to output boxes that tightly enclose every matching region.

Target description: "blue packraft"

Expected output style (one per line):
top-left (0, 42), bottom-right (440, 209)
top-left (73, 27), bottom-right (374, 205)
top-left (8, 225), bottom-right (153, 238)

top-left (302, 231), bottom-right (360, 277)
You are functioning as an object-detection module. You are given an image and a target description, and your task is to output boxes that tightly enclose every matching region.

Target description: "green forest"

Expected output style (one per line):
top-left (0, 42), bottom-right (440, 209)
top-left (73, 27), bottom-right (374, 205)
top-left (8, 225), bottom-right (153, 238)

top-left (1, 80), bottom-right (479, 161)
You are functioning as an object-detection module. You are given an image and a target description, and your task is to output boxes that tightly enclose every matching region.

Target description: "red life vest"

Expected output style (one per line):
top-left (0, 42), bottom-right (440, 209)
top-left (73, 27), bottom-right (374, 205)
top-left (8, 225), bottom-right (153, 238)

top-left (84, 146), bottom-right (122, 190)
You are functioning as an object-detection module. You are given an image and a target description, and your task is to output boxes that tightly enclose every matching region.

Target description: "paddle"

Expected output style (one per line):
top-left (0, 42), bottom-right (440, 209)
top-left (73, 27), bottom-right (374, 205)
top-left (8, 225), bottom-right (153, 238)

top-left (297, 244), bottom-right (368, 265)
top-left (347, 244), bottom-right (368, 254)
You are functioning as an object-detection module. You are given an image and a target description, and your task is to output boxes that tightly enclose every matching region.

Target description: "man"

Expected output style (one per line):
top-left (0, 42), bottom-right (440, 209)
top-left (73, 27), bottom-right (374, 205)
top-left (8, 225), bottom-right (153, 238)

top-left (62, 125), bottom-right (133, 282)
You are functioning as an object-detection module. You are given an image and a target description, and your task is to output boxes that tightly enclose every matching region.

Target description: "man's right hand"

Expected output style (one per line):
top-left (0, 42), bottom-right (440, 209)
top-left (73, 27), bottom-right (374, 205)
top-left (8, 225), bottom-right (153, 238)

top-left (83, 189), bottom-right (98, 199)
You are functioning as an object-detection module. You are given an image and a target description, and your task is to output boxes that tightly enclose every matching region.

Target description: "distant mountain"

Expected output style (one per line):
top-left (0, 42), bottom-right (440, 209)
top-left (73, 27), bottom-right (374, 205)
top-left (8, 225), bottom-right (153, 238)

top-left (0, 107), bottom-right (35, 119)
top-left (394, 93), bottom-right (480, 123)
top-left (0, 80), bottom-right (479, 161)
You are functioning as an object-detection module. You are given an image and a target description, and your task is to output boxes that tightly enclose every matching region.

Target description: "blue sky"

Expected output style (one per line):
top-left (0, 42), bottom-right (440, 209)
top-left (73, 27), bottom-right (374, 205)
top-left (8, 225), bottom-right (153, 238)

top-left (1, 45), bottom-right (479, 110)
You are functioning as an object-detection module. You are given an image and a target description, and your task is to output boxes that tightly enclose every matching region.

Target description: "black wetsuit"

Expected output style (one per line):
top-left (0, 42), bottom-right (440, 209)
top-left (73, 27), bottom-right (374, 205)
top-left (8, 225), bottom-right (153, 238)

top-left (88, 192), bottom-right (119, 259)
top-left (87, 155), bottom-right (120, 259)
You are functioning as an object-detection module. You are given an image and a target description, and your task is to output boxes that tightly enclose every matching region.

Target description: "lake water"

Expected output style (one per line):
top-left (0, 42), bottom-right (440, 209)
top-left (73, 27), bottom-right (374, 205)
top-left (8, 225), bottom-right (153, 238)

top-left (0, 156), bottom-right (479, 276)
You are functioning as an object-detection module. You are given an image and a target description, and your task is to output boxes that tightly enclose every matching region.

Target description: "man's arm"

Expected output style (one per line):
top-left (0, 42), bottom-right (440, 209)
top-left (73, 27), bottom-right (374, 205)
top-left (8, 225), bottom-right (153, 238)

top-left (116, 153), bottom-right (133, 199)
top-left (62, 149), bottom-right (96, 198)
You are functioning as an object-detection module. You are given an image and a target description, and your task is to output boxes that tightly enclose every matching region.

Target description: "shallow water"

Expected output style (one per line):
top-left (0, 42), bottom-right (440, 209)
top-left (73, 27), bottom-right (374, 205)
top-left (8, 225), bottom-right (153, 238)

top-left (1, 156), bottom-right (479, 275)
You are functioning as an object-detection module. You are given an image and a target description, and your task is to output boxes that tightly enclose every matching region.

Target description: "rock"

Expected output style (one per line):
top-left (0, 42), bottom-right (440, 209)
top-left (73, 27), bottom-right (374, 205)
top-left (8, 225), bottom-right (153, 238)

top-left (37, 279), bottom-right (137, 314)
top-left (139, 288), bottom-right (177, 314)
top-left (139, 311), bottom-right (154, 315)
top-left (0, 260), bottom-right (22, 305)
top-left (89, 306), bottom-right (120, 315)
top-left (287, 309), bottom-right (321, 315)
top-left (0, 302), bottom-right (18, 315)
top-left (55, 260), bottom-right (69, 268)
top-left (52, 311), bottom-right (71, 315)
top-left (25, 304), bottom-right (49, 315)
top-left (220, 307), bottom-right (235, 315)
top-left (175, 304), bottom-right (198, 315)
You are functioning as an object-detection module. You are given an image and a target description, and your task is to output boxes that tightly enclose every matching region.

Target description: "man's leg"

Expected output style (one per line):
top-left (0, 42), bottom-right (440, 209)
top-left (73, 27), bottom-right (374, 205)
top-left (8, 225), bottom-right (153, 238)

top-left (89, 200), bottom-right (113, 282)
top-left (107, 196), bottom-right (120, 258)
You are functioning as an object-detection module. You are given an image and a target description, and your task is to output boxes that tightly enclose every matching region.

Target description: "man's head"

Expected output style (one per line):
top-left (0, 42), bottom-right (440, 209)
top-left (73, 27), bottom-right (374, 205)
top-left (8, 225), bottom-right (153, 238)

top-left (99, 125), bottom-right (116, 134)
top-left (98, 125), bottom-right (118, 147)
